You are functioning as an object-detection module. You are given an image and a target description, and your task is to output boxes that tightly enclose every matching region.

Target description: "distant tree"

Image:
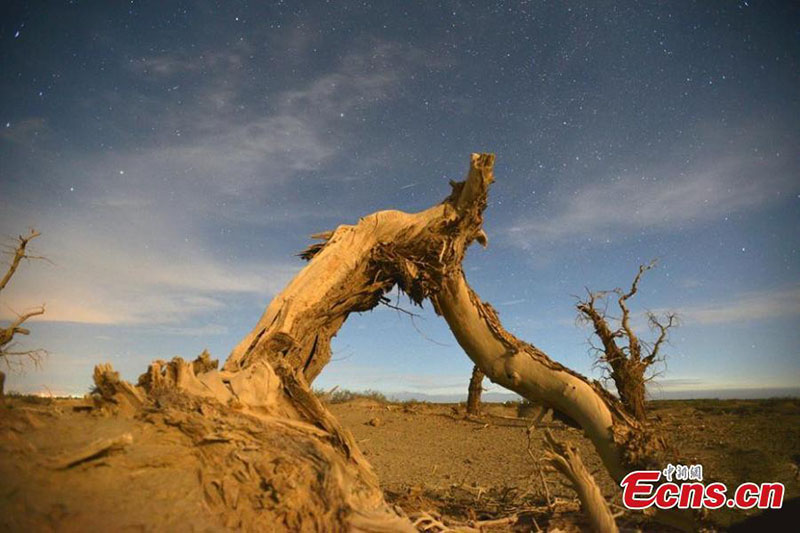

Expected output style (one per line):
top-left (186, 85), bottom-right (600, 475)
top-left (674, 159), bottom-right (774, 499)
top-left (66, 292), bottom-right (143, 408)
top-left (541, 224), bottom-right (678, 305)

top-left (576, 261), bottom-right (678, 422)
top-left (466, 364), bottom-right (484, 415)
top-left (0, 229), bottom-right (46, 396)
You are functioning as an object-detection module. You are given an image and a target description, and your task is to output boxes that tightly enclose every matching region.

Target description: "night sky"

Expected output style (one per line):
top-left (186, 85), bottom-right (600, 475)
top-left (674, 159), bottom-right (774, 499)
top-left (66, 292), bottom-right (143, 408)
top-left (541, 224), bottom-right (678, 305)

top-left (1, 1), bottom-right (798, 398)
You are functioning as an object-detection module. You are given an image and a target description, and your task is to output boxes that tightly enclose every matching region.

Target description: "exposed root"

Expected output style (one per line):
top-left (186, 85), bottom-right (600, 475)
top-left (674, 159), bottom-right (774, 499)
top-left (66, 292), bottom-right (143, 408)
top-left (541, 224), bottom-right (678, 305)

top-left (90, 353), bottom-right (413, 532)
top-left (543, 430), bottom-right (619, 533)
top-left (526, 424), bottom-right (552, 507)
top-left (411, 509), bottom-right (518, 533)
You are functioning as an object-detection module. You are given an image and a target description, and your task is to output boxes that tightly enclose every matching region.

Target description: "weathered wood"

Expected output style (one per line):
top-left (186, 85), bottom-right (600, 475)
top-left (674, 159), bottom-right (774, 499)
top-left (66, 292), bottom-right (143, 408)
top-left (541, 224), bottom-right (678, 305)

top-left (466, 365), bottom-right (484, 415)
top-left (86, 155), bottom-right (497, 531)
top-left (543, 430), bottom-right (619, 533)
top-left (87, 154), bottom-right (694, 531)
top-left (222, 152), bottom-right (693, 530)
top-left (0, 229), bottom-right (40, 292)
top-left (433, 270), bottom-right (627, 480)
top-left (225, 154), bottom-right (496, 383)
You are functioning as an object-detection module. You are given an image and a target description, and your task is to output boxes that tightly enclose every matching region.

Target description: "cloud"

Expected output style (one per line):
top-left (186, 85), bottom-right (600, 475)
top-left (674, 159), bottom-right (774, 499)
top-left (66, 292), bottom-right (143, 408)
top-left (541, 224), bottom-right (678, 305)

top-left (0, 230), bottom-right (298, 325)
top-left (0, 41), bottom-right (433, 328)
top-left (79, 40), bottom-right (428, 218)
top-left (673, 286), bottom-right (800, 325)
top-left (575, 286), bottom-right (800, 332)
top-left (496, 298), bottom-right (526, 306)
top-left (127, 51), bottom-right (244, 77)
top-left (650, 378), bottom-right (707, 390)
top-left (507, 153), bottom-right (797, 247)
top-left (154, 323), bottom-right (230, 336)
top-left (317, 368), bottom-right (474, 395)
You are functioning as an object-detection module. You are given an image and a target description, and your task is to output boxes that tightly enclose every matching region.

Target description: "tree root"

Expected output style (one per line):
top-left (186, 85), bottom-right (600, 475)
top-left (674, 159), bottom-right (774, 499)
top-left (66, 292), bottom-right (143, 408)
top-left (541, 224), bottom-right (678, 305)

top-left (542, 430), bottom-right (619, 533)
top-left (90, 353), bottom-right (414, 532)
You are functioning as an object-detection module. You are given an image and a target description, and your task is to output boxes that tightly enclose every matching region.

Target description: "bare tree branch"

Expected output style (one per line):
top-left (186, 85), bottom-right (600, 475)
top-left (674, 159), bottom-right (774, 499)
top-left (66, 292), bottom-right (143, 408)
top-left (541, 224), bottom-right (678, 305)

top-left (0, 229), bottom-right (41, 293)
top-left (0, 304), bottom-right (45, 350)
top-left (614, 261), bottom-right (656, 361)
top-left (0, 229), bottom-right (47, 395)
top-left (644, 311), bottom-right (678, 365)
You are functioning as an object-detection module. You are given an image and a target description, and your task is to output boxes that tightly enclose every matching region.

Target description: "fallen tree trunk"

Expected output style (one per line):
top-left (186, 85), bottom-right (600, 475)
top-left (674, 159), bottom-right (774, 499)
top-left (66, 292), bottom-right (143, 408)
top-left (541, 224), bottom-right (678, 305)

top-left (90, 154), bottom-right (498, 531)
top-left (90, 153), bottom-right (693, 531)
top-left (431, 267), bottom-right (694, 531)
top-left (223, 154), bottom-right (495, 381)
top-left (434, 269), bottom-right (629, 480)
top-left (228, 152), bottom-right (692, 530)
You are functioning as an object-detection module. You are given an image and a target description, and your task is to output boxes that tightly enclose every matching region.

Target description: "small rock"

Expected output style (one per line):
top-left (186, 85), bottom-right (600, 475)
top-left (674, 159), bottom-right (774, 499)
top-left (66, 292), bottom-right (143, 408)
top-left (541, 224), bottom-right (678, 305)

top-left (367, 417), bottom-right (382, 427)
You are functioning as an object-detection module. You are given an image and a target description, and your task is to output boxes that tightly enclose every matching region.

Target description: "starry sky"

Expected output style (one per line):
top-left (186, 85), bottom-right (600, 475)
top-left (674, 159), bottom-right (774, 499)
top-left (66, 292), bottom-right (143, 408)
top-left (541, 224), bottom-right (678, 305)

top-left (1, 1), bottom-right (798, 398)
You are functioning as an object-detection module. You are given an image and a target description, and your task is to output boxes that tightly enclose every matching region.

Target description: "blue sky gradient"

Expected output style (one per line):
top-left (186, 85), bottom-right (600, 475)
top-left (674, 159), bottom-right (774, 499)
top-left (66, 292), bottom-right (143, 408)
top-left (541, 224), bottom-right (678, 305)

top-left (1, 1), bottom-right (798, 397)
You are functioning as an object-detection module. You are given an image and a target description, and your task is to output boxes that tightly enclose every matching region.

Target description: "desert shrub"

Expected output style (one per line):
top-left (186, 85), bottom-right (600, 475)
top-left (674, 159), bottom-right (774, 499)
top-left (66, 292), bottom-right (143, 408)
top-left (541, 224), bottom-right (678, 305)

top-left (360, 389), bottom-right (388, 403)
top-left (316, 388), bottom-right (389, 404)
top-left (328, 389), bottom-right (355, 403)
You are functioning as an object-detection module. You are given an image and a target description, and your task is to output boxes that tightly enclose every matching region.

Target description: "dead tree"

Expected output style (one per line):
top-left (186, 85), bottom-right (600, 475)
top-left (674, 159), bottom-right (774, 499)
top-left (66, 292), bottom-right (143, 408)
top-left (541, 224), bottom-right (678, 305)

top-left (577, 263), bottom-right (678, 422)
top-left (92, 155), bottom-right (695, 531)
top-left (0, 229), bottom-right (46, 396)
top-left (466, 364), bottom-right (484, 415)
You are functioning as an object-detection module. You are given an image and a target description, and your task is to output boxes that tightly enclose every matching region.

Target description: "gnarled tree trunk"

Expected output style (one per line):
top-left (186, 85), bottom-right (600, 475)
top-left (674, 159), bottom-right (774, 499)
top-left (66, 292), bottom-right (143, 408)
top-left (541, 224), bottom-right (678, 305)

top-left (92, 154), bottom-right (497, 531)
top-left (92, 154), bottom-right (694, 531)
top-left (226, 152), bottom-right (692, 530)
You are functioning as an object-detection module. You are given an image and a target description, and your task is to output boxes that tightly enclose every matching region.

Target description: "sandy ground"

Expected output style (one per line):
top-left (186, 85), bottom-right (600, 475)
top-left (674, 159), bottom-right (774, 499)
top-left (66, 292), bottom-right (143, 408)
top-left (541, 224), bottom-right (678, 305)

top-left (1, 396), bottom-right (798, 531)
top-left (331, 398), bottom-right (800, 530)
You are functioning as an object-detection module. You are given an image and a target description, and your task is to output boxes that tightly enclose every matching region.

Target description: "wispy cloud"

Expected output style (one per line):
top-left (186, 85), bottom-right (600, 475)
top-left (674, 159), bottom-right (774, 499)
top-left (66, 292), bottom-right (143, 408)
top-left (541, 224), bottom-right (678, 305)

top-left (127, 51), bottom-right (245, 77)
top-left (507, 153), bottom-right (797, 247)
top-left (78, 40), bottom-right (430, 217)
top-left (497, 298), bottom-right (526, 306)
top-left (672, 286), bottom-right (800, 325)
top-left (0, 41), bottom-right (433, 328)
top-left (154, 323), bottom-right (230, 336)
top-left (0, 227), bottom-right (298, 324)
top-left (650, 378), bottom-right (707, 390)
